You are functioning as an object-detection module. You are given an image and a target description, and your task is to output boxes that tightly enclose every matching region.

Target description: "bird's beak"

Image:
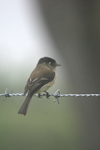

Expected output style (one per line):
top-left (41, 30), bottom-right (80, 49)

top-left (56, 63), bottom-right (61, 67)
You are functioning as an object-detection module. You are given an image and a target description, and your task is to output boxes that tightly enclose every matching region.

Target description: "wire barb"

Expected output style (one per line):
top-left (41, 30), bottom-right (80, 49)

top-left (53, 89), bottom-right (60, 104)
top-left (1, 89), bottom-right (24, 101)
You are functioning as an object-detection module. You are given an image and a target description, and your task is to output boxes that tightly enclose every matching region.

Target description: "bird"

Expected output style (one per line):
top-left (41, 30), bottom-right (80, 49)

top-left (18, 57), bottom-right (61, 115)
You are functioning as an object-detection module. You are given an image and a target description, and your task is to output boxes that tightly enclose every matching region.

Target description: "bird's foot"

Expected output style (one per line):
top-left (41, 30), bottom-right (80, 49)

top-left (38, 93), bottom-right (42, 98)
top-left (45, 91), bottom-right (50, 99)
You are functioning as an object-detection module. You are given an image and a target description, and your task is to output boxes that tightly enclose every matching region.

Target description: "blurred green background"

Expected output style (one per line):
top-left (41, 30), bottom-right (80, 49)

top-left (0, 0), bottom-right (100, 150)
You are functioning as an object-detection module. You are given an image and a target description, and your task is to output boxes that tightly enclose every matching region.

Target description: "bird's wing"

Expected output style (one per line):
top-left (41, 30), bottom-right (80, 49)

top-left (24, 68), bottom-right (55, 95)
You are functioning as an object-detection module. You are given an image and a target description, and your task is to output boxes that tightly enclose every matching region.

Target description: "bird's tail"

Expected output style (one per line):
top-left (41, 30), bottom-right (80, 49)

top-left (18, 94), bottom-right (32, 116)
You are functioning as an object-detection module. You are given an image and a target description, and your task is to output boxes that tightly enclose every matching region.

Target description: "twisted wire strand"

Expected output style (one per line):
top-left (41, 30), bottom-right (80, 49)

top-left (1, 89), bottom-right (100, 97)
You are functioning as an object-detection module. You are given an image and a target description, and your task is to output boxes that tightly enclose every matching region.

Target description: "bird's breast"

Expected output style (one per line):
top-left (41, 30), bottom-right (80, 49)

top-left (38, 72), bottom-right (57, 93)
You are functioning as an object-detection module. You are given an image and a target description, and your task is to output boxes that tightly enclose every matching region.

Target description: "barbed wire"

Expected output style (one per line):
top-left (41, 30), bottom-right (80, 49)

top-left (1, 89), bottom-right (100, 104)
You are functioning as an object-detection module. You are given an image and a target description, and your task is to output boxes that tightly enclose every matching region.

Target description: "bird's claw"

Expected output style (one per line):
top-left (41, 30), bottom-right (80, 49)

top-left (38, 93), bottom-right (42, 98)
top-left (45, 91), bottom-right (50, 99)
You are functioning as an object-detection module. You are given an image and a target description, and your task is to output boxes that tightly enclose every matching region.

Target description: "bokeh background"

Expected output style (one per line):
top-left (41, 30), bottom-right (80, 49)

top-left (0, 0), bottom-right (100, 150)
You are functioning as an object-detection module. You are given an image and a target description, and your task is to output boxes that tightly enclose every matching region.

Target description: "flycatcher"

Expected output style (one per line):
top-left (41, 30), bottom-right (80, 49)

top-left (18, 57), bottom-right (61, 115)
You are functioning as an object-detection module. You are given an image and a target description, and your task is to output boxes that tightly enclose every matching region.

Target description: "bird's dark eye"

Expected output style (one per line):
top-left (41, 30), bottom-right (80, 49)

top-left (49, 62), bottom-right (51, 65)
